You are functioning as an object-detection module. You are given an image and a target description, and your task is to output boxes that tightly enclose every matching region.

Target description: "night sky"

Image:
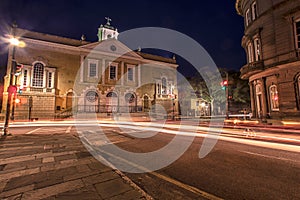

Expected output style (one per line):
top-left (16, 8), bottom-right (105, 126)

top-left (0, 0), bottom-right (246, 80)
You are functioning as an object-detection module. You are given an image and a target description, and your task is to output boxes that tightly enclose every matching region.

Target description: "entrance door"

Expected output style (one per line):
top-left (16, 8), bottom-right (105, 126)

top-left (143, 96), bottom-right (149, 112)
top-left (66, 92), bottom-right (74, 110)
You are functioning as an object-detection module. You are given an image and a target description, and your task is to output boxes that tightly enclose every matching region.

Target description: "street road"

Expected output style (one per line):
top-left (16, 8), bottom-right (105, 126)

top-left (5, 121), bottom-right (300, 200)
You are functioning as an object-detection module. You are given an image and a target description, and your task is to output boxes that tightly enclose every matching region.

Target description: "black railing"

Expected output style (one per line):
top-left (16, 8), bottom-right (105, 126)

top-left (76, 105), bottom-right (142, 113)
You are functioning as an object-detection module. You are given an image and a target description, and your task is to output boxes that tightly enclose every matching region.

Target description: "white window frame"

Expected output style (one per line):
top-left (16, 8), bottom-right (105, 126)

top-left (47, 69), bottom-right (55, 88)
top-left (247, 42), bottom-right (254, 63)
top-left (109, 62), bottom-right (118, 80)
top-left (88, 59), bottom-right (98, 78)
top-left (251, 1), bottom-right (258, 21)
top-left (254, 38), bottom-right (261, 61)
top-left (31, 62), bottom-right (45, 88)
top-left (127, 65), bottom-right (135, 82)
top-left (246, 9), bottom-right (251, 26)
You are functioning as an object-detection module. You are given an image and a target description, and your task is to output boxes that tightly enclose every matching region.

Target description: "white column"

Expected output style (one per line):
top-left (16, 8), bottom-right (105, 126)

top-left (138, 64), bottom-right (141, 87)
top-left (102, 59), bottom-right (105, 84)
top-left (121, 62), bottom-right (124, 85)
top-left (80, 55), bottom-right (84, 83)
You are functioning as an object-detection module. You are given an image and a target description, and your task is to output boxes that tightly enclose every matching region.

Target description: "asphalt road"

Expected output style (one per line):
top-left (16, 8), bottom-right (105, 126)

top-left (5, 122), bottom-right (300, 200)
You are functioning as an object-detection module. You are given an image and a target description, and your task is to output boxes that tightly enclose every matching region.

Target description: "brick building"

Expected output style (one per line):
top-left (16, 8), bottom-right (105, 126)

top-left (2, 20), bottom-right (178, 120)
top-left (236, 0), bottom-right (300, 121)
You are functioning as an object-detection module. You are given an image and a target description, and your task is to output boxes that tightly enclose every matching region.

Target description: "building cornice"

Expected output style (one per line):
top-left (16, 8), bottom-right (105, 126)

top-left (236, 0), bottom-right (243, 15)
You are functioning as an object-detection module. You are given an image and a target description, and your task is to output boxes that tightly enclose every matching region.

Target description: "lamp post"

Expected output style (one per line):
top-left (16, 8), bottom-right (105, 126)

top-left (2, 24), bottom-right (21, 136)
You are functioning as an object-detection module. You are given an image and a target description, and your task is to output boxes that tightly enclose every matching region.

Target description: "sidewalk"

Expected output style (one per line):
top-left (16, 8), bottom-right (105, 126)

top-left (0, 132), bottom-right (152, 200)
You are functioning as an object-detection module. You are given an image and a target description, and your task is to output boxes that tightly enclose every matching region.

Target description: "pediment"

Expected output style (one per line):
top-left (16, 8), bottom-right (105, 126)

top-left (80, 39), bottom-right (143, 59)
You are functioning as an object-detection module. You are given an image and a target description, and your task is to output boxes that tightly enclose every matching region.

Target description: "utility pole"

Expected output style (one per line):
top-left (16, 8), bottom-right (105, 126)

top-left (3, 23), bottom-right (18, 135)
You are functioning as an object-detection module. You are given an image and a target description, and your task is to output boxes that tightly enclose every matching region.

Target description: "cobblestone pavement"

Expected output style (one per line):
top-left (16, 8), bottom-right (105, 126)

top-left (0, 131), bottom-right (151, 200)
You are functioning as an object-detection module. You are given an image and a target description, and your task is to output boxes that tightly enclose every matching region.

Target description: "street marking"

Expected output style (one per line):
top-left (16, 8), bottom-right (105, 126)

top-left (240, 151), bottom-right (299, 163)
top-left (25, 128), bottom-right (42, 135)
top-left (150, 171), bottom-right (223, 200)
top-left (65, 126), bottom-right (72, 133)
top-left (93, 148), bottom-right (223, 200)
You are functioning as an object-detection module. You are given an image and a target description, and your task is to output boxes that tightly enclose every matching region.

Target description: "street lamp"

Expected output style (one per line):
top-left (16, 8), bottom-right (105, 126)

top-left (2, 24), bottom-right (23, 135)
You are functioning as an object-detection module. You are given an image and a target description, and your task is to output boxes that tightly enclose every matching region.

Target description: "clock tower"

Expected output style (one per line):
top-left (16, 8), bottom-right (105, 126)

top-left (97, 17), bottom-right (119, 41)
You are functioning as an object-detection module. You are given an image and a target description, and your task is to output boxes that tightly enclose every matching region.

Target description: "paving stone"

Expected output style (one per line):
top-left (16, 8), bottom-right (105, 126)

top-left (4, 159), bottom-right (42, 170)
top-left (108, 189), bottom-right (144, 200)
top-left (60, 158), bottom-right (78, 165)
top-left (76, 164), bottom-right (91, 173)
top-left (54, 154), bottom-right (77, 162)
top-left (55, 185), bottom-right (102, 200)
top-left (0, 167), bottom-right (40, 181)
top-left (0, 179), bottom-right (8, 193)
top-left (0, 164), bottom-right (6, 171)
top-left (42, 157), bottom-right (55, 163)
top-left (94, 178), bottom-right (133, 199)
top-left (4, 171), bottom-right (47, 191)
top-left (0, 134), bottom-right (149, 200)
top-left (0, 184), bottom-right (35, 199)
top-left (63, 168), bottom-right (101, 182)
top-left (76, 151), bottom-right (93, 159)
top-left (0, 154), bottom-right (36, 165)
top-left (82, 171), bottom-right (120, 186)
top-left (2, 193), bottom-right (23, 200)
top-left (22, 179), bottom-right (85, 200)
top-left (88, 162), bottom-right (112, 172)
top-left (0, 166), bottom-right (26, 175)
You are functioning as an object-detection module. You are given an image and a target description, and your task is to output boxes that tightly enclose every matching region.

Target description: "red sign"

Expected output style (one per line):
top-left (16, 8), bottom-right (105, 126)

top-left (8, 85), bottom-right (17, 94)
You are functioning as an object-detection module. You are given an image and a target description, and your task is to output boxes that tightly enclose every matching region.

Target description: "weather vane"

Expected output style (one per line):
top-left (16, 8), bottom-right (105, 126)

top-left (105, 17), bottom-right (112, 26)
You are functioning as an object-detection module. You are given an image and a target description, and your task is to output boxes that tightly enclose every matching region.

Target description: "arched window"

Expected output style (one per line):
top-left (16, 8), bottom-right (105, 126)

top-left (85, 91), bottom-right (99, 103)
top-left (269, 85), bottom-right (279, 111)
top-left (125, 93), bottom-right (135, 104)
top-left (32, 63), bottom-right (44, 87)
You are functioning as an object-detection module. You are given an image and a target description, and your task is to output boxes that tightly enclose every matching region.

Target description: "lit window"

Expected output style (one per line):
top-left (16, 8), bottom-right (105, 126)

top-left (247, 42), bottom-right (254, 63)
top-left (246, 9), bottom-right (251, 26)
top-left (251, 2), bottom-right (258, 20)
top-left (254, 38), bottom-right (261, 61)
top-left (48, 72), bottom-right (53, 88)
top-left (23, 69), bottom-right (28, 86)
top-left (109, 65), bottom-right (117, 80)
top-left (32, 63), bottom-right (44, 87)
top-left (127, 67), bottom-right (134, 81)
top-left (295, 21), bottom-right (300, 49)
top-left (270, 85), bottom-right (279, 111)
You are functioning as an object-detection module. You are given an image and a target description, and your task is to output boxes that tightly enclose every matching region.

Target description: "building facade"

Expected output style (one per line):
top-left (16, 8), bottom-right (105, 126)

top-left (2, 20), bottom-right (178, 120)
top-left (236, 0), bottom-right (300, 120)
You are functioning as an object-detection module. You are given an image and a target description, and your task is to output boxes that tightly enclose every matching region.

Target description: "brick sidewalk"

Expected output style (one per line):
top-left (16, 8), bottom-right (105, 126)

top-left (0, 133), bottom-right (151, 200)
